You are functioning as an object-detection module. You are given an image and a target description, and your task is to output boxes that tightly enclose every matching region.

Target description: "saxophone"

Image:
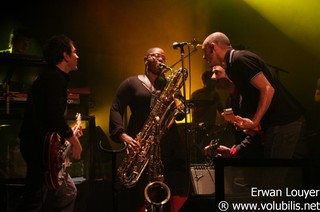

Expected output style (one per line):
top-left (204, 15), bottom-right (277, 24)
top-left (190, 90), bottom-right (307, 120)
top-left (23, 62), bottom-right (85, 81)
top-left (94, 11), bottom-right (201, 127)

top-left (117, 66), bottom-right (187, 189)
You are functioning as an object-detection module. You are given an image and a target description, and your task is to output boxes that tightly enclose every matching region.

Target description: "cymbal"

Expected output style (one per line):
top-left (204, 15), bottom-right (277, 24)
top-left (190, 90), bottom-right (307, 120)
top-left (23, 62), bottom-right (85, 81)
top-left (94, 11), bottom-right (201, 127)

top-left (0, 124), bottom-right (11, 127)
top-left (187, 99), bottom-right (216, 108)
top-left (0, 53), bottom-right (46, 65)
top-left (188, 122), bottom-right (225, 133)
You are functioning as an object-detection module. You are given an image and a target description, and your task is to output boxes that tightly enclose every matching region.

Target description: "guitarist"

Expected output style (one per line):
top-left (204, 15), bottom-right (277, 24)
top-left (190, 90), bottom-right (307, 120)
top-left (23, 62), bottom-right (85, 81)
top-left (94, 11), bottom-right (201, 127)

top-left (204, 65), bottom-right (264, 159)
top-left (202, 32), bottom-right (307, 189)
top-left (18, 35), bottom-right (83, 212)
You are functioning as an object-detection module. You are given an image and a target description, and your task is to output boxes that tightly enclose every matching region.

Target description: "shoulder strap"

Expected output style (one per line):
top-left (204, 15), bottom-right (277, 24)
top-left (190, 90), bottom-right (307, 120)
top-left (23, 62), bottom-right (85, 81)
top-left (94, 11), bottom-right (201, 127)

top-left (138, 74), bottom-right (154, 93)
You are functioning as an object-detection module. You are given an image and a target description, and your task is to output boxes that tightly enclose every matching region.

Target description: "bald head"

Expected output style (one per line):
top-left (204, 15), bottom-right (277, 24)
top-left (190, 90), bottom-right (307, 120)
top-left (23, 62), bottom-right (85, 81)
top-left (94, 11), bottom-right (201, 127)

top-left (202, 32), bottom-right (233, 67)
top-left (203, 32), bottom-right (231, 49)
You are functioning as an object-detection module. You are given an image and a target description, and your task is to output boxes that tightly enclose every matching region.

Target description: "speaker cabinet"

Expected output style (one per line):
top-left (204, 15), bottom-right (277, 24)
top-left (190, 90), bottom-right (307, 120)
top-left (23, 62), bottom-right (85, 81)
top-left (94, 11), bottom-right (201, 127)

top-left (190, 164), bottom-right (215, 195)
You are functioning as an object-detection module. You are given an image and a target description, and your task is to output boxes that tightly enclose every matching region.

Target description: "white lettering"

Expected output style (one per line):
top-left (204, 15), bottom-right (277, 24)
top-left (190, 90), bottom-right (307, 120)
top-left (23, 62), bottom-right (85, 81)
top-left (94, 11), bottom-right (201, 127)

top-left (251, 187), bottom-right (282, 197)
top-left (286, 188), bottom-right (320, 199)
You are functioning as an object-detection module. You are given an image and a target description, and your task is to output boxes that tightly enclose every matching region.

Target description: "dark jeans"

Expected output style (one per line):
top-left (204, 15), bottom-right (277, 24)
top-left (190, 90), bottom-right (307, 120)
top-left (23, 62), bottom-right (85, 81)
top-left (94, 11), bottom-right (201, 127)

top-left (263, 116), bottom-right (306, 159)
top-left (261, 116), bottom-right (307, 189)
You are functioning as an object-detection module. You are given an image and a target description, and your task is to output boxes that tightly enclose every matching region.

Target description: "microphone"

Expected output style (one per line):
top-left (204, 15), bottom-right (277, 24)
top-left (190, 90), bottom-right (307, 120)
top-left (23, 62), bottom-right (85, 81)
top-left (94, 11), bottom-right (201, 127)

top-left (189, 38), bottom-right (202, 47)
top-left (172, 42), bottom-right (188, 49)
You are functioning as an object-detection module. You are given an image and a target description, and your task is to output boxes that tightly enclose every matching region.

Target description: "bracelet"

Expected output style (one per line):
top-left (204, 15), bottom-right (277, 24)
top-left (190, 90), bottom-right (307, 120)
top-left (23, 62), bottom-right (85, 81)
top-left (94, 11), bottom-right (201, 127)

top-left (230, 147), bottom-right (237, 155)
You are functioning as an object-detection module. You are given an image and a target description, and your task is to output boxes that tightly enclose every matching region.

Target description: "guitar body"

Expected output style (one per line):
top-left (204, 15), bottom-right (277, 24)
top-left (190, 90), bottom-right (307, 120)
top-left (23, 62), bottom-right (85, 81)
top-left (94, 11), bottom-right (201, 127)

top-left (44, 132), bottom-right (71, 189)
top-left (43, 113), bottom-right (81, 189)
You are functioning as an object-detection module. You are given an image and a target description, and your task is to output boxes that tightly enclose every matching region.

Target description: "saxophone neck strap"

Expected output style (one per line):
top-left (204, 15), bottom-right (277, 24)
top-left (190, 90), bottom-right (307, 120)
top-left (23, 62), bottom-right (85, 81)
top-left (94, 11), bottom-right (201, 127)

top-left (138, 74), bottom-right (155, 93)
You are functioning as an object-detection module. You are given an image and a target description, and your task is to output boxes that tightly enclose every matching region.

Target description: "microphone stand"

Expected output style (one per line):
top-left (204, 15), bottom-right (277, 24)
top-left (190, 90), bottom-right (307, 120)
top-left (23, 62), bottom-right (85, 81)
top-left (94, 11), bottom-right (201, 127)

top-left (174, 44), bottom-right (192, 197)
top-left (170, 46), bottom-right (198, 99)
top-left (170, 47), bottom-right (198, 69)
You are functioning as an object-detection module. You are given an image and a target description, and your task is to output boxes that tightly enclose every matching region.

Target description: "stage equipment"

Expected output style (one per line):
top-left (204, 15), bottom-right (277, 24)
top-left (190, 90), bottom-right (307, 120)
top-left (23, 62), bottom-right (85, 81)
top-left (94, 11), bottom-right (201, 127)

top-left (190, 164), bottom-right (215, 195)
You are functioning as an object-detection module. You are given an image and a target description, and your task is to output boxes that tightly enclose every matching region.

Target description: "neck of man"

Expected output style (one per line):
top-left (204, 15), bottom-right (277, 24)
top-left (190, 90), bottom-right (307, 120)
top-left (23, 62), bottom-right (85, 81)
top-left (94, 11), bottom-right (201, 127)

top-left (146, 70), bottom-right (159, 85)
top-left (56, 63), bottom-right (71, 74)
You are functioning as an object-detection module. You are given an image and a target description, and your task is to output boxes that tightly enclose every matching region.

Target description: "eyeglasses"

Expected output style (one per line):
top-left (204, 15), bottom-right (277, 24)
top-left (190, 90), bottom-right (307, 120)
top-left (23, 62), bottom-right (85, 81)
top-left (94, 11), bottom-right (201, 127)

top-left (149, 53), bottom-right (167, 62)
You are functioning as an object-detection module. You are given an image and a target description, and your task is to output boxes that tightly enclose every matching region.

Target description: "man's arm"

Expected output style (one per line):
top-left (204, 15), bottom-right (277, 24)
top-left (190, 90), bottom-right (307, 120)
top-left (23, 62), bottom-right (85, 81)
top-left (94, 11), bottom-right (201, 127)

top-left (315, 78), bottom-right (320, 102)
top-left (315, 89), bottom-right (320, 102)
top-left (250, 72), bottom-right (275, 125)
top-left (67, 135), bottom-right (82, 160)
top-left (234, 72), bottom-right (274, 130)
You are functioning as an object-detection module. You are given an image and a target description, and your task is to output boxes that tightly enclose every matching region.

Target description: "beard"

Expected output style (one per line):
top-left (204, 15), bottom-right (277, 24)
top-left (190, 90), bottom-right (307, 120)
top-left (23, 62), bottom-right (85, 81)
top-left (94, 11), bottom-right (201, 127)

top-left (148, 68), bottom-right (162, 76)
top-left (147, 61), bottom-right (162, 76)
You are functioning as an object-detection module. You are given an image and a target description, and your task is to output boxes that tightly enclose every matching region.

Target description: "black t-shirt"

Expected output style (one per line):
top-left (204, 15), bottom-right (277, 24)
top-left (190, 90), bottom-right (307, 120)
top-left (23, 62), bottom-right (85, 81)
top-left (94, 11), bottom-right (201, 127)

top-left (225, 49), bottom-right (304, 129)
top-left (19, 66), bottom-right (73, 142)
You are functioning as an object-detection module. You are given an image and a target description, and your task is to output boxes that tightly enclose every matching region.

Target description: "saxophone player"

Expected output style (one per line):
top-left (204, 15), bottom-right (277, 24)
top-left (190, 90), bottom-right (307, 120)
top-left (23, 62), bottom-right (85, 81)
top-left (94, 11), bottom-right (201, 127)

top-left (109, 47), bottom-right (167, 152)
top-left (109, 47), bottom-right (184, 212)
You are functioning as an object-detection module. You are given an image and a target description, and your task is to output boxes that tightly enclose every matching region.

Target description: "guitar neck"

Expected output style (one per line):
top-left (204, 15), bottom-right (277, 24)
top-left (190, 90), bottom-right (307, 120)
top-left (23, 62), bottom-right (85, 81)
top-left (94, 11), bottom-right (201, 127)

top-left (222, 108), bottom-right (262, 133)
top-left (73, 113), bottom-right (82, 135)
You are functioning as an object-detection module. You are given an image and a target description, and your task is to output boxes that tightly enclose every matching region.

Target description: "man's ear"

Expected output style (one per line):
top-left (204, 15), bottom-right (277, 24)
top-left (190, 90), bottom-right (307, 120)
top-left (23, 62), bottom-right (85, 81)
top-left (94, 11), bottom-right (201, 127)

top-left (210, 43), bottom-right (215, 53)
top-left (145, 55), bottom-right (152, 64)
top-left (63, 52), bottom-right (69, 62)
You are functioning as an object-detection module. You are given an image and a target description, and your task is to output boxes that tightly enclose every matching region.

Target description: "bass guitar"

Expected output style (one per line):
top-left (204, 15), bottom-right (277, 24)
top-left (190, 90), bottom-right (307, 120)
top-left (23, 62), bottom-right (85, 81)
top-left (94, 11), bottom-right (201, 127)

top-left (44, 113), bottom-right (82, 189)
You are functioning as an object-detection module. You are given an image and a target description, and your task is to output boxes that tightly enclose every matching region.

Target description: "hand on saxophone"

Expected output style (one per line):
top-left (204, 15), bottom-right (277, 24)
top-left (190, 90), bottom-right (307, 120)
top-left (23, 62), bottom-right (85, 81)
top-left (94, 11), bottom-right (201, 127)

top-left (119, 133), bottom-right (141, 153)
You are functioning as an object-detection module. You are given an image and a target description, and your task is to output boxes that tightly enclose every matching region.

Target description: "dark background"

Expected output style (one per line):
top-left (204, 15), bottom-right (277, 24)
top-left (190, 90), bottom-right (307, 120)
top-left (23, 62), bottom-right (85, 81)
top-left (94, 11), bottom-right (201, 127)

top-left (1, 0), bottom-right (319, 133)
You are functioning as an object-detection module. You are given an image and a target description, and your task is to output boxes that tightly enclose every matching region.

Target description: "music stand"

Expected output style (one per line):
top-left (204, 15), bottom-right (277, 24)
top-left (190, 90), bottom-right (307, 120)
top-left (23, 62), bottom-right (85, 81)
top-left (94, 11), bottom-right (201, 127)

top-left (99, 139), bottom-right (127, 212)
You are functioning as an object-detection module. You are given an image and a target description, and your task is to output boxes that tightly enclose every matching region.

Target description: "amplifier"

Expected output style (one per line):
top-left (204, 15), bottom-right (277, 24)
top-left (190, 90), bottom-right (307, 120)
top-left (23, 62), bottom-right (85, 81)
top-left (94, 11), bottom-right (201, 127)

top-left (190, 164), bottom-right (215, 195)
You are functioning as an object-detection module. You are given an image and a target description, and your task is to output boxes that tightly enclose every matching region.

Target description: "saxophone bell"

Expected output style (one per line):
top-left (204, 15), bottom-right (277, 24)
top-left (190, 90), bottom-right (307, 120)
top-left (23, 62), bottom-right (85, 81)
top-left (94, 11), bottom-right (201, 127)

top-left (144, 181), bottom-right (171, 212)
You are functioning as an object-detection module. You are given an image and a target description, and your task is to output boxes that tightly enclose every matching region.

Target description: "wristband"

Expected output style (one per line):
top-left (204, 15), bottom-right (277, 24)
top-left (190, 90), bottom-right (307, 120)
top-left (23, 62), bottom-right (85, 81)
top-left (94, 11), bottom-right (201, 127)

top-left (230, 147), bottom-right (237, 155)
